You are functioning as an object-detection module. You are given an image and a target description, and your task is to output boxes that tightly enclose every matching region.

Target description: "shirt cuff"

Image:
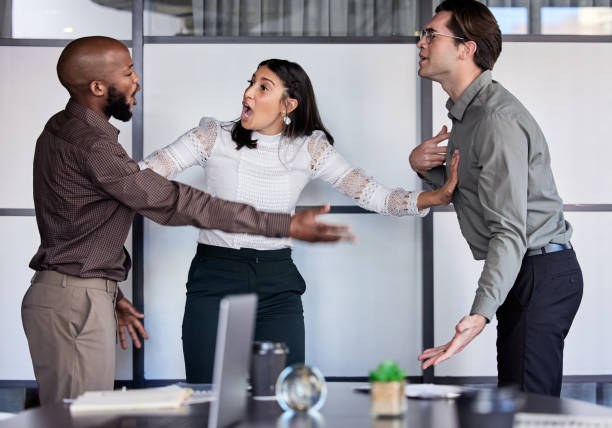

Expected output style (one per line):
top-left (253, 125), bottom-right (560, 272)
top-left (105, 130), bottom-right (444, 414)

top-left (470, 294), bottom-right (497, 323)
top-left (267, 213), bottom-right (291, 238)
top-left (410, 191), bottom-right (430, 217)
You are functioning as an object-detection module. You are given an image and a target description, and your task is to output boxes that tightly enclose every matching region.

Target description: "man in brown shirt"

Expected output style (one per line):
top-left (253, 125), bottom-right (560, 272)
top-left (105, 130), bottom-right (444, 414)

top-left (22, 36), bottom-right (351, 405)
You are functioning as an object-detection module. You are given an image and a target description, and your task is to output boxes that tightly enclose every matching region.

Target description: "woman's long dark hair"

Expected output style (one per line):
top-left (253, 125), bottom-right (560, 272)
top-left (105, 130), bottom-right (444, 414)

top-left (231, 59), bottom-right (334, 150)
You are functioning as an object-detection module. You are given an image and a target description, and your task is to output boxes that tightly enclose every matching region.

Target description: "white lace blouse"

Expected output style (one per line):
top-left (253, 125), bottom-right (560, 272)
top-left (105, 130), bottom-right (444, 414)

top-left (139, 117), bottom-right (428, 250)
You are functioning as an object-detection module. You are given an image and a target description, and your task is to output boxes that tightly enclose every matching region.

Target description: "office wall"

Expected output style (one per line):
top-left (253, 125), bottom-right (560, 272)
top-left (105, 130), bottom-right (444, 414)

top-left (432, 42), bottom-right (612, 376)
top-left (141, 44), bottom-right (424, 378)
top-left (1, 40), bottom-right (611, 382)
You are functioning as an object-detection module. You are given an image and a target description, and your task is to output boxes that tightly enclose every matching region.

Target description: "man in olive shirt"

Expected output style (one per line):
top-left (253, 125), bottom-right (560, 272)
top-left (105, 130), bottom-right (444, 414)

top-left (23, 36), bottom-right (351, 405)
top-left (410, 0), bottom-right (582, 395)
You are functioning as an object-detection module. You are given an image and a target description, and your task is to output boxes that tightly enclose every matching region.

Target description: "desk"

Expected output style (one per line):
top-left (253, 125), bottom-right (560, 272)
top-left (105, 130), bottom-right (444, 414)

top-left (3, 383), bottom-right (612, 428)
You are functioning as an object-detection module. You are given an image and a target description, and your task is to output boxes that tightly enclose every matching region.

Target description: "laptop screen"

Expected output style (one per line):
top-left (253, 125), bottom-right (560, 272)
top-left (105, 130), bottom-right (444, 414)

top-left (208, 294), bottom-right (257, 428)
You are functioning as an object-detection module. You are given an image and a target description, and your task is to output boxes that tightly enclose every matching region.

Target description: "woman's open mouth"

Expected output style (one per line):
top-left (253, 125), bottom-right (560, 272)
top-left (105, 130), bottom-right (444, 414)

top-left (241, 102), bottom-right (253, 121)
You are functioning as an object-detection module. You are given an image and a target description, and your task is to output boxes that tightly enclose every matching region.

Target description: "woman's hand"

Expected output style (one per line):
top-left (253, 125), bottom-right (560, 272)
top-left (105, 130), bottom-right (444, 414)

top-left (416, 150), bottom-right (460, 210)
top-left (435, 149), bottom-right (460, 205)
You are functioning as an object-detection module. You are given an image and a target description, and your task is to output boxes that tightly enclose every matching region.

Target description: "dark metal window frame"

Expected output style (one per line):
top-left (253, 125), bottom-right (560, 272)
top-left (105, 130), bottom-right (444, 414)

top-left (1, 0), bottom-right (611, 396)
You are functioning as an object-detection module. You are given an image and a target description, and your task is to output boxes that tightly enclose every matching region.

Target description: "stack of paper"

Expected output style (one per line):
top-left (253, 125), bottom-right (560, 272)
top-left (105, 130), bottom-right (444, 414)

top-left (353, 383), bottom-right (468, 399)
top-left (515, 413), bottom-right (612, 427)
top-left (404, 383), bottom-right (467, 399)
top-left (70, 385), bottom-right (193, 413)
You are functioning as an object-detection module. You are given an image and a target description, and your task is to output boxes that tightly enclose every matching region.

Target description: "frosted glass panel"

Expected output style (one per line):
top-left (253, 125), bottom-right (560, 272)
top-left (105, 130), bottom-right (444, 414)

top-left (562, 212), bottom-right (612, 375)
top-left (433, 43), bottom-right (612, 205)
top-left (0, 217), bottom-right (39, 379)
top-left (0, 47), bottom-right (64, 209)
top-left (0, 216), bottom-right (134, 380)
top-left (294, 214), bottom-right (423, 377)
top-left (143, 44), bottom-right (421, 207)
top-left (143, 213), bottom-right (422, 379)
top-left (434, 210), bottom-right (612, 377)
top-left (143, 220), bottom-right (199, 379)
top-left (0, 46), bottom-right (133, 208)
top-left (433, 212), bottom-right (497, 377)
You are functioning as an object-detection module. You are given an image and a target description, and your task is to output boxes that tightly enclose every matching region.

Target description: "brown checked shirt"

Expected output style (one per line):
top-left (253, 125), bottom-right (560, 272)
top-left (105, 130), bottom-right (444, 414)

top-left (30, 99), bottom-right (290, 282)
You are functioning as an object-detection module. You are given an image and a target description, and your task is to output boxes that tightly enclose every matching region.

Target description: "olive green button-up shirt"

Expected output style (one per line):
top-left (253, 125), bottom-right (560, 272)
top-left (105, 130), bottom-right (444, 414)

top-left (424, 70), bottom-right (572, 321)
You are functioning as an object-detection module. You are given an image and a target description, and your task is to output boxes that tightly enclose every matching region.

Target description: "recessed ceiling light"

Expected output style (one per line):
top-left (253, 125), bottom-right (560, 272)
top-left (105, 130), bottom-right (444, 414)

top-left (63, 27), bottom-right (74, 33)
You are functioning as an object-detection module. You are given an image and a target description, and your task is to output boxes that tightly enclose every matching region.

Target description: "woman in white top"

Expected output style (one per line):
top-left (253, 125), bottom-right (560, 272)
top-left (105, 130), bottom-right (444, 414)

top-left (141, 59), bottom-right (458, 383)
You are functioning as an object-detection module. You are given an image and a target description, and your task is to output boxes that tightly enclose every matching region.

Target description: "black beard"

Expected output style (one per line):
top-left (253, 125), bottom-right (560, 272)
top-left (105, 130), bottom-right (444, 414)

top-left (103, 85), bottom-right (132, 122)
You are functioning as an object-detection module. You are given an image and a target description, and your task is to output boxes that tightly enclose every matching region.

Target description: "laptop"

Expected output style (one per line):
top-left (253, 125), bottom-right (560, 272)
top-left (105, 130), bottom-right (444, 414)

top-left (208, 294), bottom-right (257, 428)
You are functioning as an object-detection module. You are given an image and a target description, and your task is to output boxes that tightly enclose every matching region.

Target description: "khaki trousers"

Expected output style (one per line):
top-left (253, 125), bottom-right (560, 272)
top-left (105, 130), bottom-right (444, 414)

top-left (21, 270), bottom-right (118, 405)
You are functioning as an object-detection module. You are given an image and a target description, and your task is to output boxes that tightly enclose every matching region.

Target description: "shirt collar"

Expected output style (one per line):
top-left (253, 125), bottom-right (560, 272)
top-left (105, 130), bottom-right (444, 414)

top-left (446, 70), bottom-right (492, 122)
top-left (252, 130), bottom-right (282, 145)
top-left (66, 99), bottom-right (120, 139)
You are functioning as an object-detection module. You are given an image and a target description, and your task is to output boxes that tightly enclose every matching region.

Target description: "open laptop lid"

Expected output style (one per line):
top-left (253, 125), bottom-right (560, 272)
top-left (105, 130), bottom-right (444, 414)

top-left (208, 294), bottom-right (257, 428)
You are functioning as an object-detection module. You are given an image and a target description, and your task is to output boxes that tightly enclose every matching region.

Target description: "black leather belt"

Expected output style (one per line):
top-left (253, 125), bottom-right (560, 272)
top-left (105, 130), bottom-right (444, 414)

top-left (526, 242), bottom-right (572, 257)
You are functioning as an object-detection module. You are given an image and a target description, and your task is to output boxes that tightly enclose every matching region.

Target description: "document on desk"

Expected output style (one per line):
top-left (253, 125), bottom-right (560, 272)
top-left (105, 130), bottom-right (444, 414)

top-left (353, 383), bottom-right (468, 399)
top-left (515, 412), bottom-right (612, 427)
top-left (403, 383), bottom-right (467, 399)
top-left (70, 385), bottom-right (193, 413)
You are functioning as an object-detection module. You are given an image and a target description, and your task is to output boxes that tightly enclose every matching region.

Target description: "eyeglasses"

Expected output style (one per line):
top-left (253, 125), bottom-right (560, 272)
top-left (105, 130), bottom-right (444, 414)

top-left (419, 28), bottom-right (466, 43)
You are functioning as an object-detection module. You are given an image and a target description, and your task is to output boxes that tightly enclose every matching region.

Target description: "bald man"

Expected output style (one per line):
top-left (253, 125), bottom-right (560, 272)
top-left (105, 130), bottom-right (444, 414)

top-left (22, 36), bottom-right (351, 405)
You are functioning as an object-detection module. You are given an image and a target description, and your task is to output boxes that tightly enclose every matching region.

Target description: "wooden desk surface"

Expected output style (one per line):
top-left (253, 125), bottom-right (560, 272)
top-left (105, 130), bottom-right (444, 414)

top-left (3, 382), bottom-right (612, 428)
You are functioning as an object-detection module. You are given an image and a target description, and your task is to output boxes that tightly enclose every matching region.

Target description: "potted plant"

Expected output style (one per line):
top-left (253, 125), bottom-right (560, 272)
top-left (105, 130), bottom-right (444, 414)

top-left (369, 360), bottom-right (407, 418)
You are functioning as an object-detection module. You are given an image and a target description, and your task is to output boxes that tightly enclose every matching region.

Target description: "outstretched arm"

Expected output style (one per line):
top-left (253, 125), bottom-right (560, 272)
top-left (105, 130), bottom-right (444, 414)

top-left (309, 133), bottom-right (456, 217)
top-left (308, 134), bottom-right (424, 216)
top-left (136, 122), bottom-right (355, 244)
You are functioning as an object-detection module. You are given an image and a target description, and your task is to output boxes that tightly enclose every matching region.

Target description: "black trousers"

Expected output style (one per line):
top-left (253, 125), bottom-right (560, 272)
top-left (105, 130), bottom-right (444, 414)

top-left (496, 248), bottom-right (583, 396)
top-left (182, 244), bottom-right (306, 383)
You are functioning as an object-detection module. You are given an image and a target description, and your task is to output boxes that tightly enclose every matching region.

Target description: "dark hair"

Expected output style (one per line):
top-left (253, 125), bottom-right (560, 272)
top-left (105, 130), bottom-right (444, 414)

top-left (435, 0), bottom-right (502, 71)
top-left (231, 59), bottom-right (334, 150)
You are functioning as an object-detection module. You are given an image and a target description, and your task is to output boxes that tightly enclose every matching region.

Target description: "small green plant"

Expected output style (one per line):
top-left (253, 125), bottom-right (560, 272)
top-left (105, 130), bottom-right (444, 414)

top-left (369, 360), bottom-right (406, 382)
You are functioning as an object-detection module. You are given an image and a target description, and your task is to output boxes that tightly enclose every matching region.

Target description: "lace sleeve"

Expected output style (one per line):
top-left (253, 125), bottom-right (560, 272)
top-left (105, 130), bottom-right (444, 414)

top-left (139, 117), bottom-right (218, 179)
top-left (308, 133), bottom-right (428, 217)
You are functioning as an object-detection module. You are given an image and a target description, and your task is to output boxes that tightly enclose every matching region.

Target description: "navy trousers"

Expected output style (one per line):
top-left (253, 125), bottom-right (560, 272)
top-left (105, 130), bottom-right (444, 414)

top-left (182, 244), bottom-right (306, 383)
top-left (496, 248), bottom-right (583, 396)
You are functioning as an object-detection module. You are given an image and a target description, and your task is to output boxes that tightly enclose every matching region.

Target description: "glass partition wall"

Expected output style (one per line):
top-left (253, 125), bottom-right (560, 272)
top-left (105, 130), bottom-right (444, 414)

top-left (144, 0), bottom-right (418, 37)
top-left (1, 0), bottom-right (611, 406)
